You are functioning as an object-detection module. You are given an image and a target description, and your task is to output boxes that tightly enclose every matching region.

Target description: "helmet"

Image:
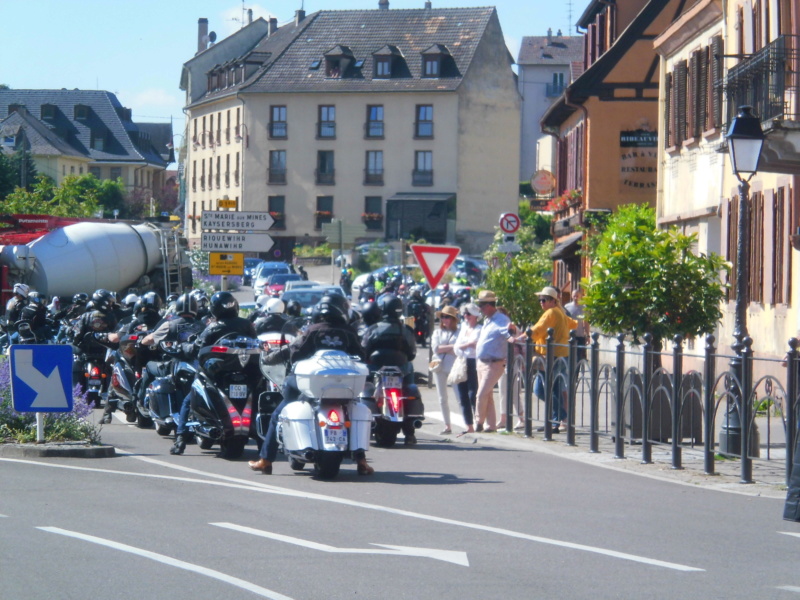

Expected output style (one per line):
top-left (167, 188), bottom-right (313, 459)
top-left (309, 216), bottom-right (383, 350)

top-left (285, 299), bottom-right (302, 318)
top-left (166, 293), bottom-right (179, 304)
top-left (321, 293), bottom-right (349, 316)
top-left (378, 294), bottom-right (404, 321)
top-left (361, 301), bottom-right (381, 327)
top-left (341, 268), bottom-right (348, 275)
top-left (457, 271), bottom-right (466, 279)
top-left (255, 294), bottom-right (271, 310)
top-left (366, 274), bottom-right (375, 285)
top-left (91, 289), bottom-right (115, 312)
top-left (265, 298), bottom-right (285, 314)
top-left (210, 291), bottom-right (239, 319)
top-left (442, 283), bottom-right (450, 292)
top-left (123, 293), bottom-right (139, 308)
top-left (312, 298), bottom-right (347, 326)
top-left (174, 292), bottom-right (198, 317)
top-left (27, 291), bottom-right (43, 305)
top-left (72, 293), bottom-right (89, 306)
top-left (137, 291), bottom-right (162, 314)
top-left (13, 283), bottom-right (29, 297)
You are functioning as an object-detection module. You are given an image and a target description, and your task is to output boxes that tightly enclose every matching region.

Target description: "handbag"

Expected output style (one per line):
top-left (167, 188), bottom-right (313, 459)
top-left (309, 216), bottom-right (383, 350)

top-left (429, 358), bottom-right (443, 373)
top-left (447, 355), bottom-right (468, 385)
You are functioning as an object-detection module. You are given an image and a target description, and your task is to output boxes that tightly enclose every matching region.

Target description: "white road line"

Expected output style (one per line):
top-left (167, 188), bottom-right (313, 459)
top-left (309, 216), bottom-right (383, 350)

top-left (37, 526), bottom-right (295, 600)
top-left (779, 531), bottom-right (800, 539)
top-left (3, 456), bottom-right (703, 572)
top-left (0, 514), bottom-right (7, 518)
top-left (777, 586), bottom-right (800, 593)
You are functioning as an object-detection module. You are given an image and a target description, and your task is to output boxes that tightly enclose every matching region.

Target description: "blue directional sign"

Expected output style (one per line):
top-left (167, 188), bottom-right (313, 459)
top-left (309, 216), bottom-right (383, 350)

top-left (10, 345), bottom-right (74, 413)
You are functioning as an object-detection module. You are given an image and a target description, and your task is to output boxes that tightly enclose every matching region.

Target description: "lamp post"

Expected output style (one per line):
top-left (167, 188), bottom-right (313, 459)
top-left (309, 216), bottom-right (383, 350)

top-left (719, 106), bottom-right (765, 457)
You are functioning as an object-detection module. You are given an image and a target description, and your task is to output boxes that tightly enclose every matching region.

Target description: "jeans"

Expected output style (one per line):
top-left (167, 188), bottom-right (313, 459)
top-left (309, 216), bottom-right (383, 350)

top-left (175, 389), bottom-right (193, 435)
top-left (456, 358), bottom-right (478, 426)
top-left (534, 360), bottom-right (568, 423)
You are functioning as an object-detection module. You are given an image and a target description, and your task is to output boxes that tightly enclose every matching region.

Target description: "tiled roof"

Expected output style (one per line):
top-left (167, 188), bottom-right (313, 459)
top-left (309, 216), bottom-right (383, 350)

top-left (517, 35), bottom-right (584, 65)
top-left (195, 7), bottom-right (496, 100)
top-left (0, 89), bottom-right (167, 166)
top-left (0, 107), bottom-right (85, 158)
top-left (137, 122), bottom-right (174, 163)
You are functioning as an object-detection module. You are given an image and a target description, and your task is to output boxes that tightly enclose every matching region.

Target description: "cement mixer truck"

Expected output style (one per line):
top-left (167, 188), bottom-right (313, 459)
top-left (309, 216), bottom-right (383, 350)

top-left (0, 215), bottom-right (193, 304)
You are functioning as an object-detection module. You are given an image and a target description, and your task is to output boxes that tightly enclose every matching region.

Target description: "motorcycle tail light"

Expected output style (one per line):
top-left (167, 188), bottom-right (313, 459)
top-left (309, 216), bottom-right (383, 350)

top-left (129, 335), bottom-right (139, 341)
top-left (90, 366), bottom-right (101, 378)
top-left (387, 388), bottom-right (402, 413)
top-left (242, 407), bottom-right (252, 428)
top-left (228, 405), bottom-right (242, 427)
top-left (211, 346), bottom-right (229, 353)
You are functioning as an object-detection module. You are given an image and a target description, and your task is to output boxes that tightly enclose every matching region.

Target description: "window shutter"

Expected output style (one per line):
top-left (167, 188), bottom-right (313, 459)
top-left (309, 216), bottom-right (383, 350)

top-left (690, 51), bottom-right (700, 138)
top-left (711, 35), bottom-right (723, 128)
top-left (676, 60), bottom-right (688, 145)
top-left (664, 72), bottom-right (673, 148)
top-left (698, 47), bottom-right (709, 133)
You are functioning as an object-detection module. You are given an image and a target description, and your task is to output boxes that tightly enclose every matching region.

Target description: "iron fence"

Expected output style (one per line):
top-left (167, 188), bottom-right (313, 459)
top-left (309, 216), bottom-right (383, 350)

top-left (503, 329), bottom-right (798, 486)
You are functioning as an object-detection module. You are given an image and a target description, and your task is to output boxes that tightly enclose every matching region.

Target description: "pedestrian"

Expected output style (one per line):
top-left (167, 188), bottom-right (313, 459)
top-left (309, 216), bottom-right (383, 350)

top-left (495, 306), bottom-right (523, 430)
top-left (474, 290), bottom-right (513, 433)
top-left (454, 303), bottom-right (481, 435)
top-left (431, 305), bottom-right (459, 434)
top-left (520, 286), bottom-right (578, 433)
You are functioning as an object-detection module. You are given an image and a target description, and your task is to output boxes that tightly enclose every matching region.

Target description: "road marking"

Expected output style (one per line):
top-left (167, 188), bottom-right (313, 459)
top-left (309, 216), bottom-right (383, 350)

top-left (36, 526), bottom-right (295, 600)
top-left (0, 514), bottom-right (7, 518)
top-left (3, 456), bottom-right (703, 572)
top-left (777, 586), bottom-right (800, 593)
top-left (212, 522), bottom-right (469, 566)
top-left (779, 532), bottom-right (800, 540)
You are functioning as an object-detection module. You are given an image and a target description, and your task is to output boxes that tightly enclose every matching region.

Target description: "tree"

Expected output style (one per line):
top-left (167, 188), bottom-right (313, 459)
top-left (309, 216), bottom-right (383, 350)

top-left (0, 150), bottom-right (38, 198)
top-left (483, 240), bottom-right (554, 327)
top-left (582, 203), bottom-right (729, 348)
top-left (1, 174), bottom-right (126, 217)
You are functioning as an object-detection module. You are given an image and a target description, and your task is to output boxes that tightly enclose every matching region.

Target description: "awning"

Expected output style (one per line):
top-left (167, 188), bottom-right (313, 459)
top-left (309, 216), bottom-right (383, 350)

top-left (550, 231), bottom-right (583, 259)
top-left (386, 192), bottom-right (455, 202)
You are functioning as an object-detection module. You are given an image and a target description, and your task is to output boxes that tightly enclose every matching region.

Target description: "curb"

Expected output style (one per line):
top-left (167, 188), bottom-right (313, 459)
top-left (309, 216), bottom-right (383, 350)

top-left (0, 443), bottom-right (116, 459)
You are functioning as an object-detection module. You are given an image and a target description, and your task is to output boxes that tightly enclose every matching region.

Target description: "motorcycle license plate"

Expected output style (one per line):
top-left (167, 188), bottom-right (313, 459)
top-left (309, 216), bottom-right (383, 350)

top-left (229, 384), bottom-right (248, 399)
top-left (384, 375), bottom-right (402, 389)
top-left (88, 379), bottom-right (101, 386)
top-left (324, 428), bottom-right (347, 445)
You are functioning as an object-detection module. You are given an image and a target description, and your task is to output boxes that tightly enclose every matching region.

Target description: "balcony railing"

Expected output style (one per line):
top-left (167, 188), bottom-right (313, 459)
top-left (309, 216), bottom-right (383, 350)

top-left (269, 122), bottom-right (287, 138)
top-left (412, 169), bottom-right (433, 186)
top-left (315, 169), bottom-right (335, 185)
top-left (365, 121), bottom-right (384, 138)
top-left (546, 82), bottom-right (566, 97)
top-left (317, 121), bottom-right (336, 138)
top-left (268, 168), bottom-right (287, 185)
top-left (364, 170), bottom-right (384, 185)
top-left (722, 35), bottom-right (800, 127)
top-left (414, 121), bottom-right (433, 138)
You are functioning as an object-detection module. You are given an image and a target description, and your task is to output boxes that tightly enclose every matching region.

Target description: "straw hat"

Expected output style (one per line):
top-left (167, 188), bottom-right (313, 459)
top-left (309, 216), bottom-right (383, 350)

top-left (476, 290), bottom-right (497, 304)
top-left (537, 286), bottom-right (560, 300)
top-left (437, 305), bottom-right (459, 319)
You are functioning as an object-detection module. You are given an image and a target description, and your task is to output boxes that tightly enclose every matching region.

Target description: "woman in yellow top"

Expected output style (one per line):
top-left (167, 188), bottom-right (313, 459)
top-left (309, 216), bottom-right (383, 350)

top-left (521, 286), bottom-right (578, 432)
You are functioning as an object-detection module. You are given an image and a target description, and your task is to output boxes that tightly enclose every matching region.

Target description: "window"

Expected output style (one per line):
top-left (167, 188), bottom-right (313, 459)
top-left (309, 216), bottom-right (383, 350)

top-left (415, 105), bottom-right (433, 138)
top-left (74, 105), bottom-right (89, 120)
top-left (363, 196), bottom-right (383, 230)
top-left (315, 196), bottom-right (334, 229)
top-left (375, 58), bottom-right (391, 78)
top-left (316, 151), bottom-right (335, 185)
top-left (90, 132), bottom-right (105, 151)
top-left (318, 105), bottom-right (336, 138)
top-left (270, 105), bottom-right (287, 138)
top-left (365, 151), bottom-right (384, 185)
top-left (423, 57), bottom-right (440, 77)
top-left (225, 155), bottom-right (231, 187)
top-left (215, 156), bottom-right (221, 188)
top-left (749, 191), bottom-right (765, 304)
top-left (216, 112), bottom-right (221, 146)
top-left (268, 196), bottom-right (286, 229)
top-left (200, 160), bottom-right (206, 190)
top-left (772, 187), bottom-right (788, 305)
top-left (192, 160), bottom-right (197, 191)
top-left (366, 105), bottom-right (384, 138)
top-left (41, 104), bottom-right (56, 119)
top-left (235, 151), bottom-right (240, 185)
top-left (208, 157), bottom-right (213, 190)
top-left (110, 167), bottom-right (122, 180)
top-left (268, 150), bottom-right (287, 184)
top-left (89, 166), bottom-right (101, 179)
top-left (226, 110), bottom-right (231, 143)
top-left (413, 151), bottom-right (433, 186)
top-left (547, 73), bottom-right (565, 97)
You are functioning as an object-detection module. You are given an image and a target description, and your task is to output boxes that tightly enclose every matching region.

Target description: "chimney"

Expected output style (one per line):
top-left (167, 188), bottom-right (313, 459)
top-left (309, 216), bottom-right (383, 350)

top-left (295, 9), bottom-right (305, 25)
top-left (197, 18), bottom-right (209, 54)
top-left (547, 27), bottom-right (552, 44)
top-left (379, 0), bottom-right (389, 9)
top-left (248, 8), bottom-right (253, 24)
top-left (557, 29), bottom-right (562, 36)
top-left (424, 0), bottom-right (431, 7)
top-left (269, 17), bottom-right (278, 36)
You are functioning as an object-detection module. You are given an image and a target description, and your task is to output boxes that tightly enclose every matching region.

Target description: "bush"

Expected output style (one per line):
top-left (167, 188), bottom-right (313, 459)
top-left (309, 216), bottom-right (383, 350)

top-left (0, 358), bottom-right (101, 444)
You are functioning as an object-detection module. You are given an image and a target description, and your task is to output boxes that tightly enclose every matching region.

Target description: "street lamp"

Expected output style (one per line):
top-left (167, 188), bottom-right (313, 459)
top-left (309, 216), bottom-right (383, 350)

top-left (720, 106), bottom-right (765, 458)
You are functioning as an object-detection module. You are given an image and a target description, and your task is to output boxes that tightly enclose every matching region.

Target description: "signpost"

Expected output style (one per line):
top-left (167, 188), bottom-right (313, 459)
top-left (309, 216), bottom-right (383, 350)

top-left (202, 211), bottom-right (274, 231)
top-left (499, 212), bottom-right (521, 234)
top-left (410, 244), bottom-right (461, 290)
top-left (209, 252), bottom-right (244, 276)
top-left (497, 213), bottom-right (522, 254)
top-left (200, 232), bottom-right (274, 253)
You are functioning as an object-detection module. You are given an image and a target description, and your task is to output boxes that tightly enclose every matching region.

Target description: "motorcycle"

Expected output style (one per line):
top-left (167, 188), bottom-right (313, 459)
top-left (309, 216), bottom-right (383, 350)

top-left (362, 365), bottom-right (425, 448)
top-left (106, 331), bottom-right (144, 425)
top-left (144, 339), bottom-right (198, 437)
top-left (185, 333), bottom-right (263, 459)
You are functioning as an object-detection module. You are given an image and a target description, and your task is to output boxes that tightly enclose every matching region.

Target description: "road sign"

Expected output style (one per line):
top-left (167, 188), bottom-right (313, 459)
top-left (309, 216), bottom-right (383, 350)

top-left (10, 345), bottom-right (74, 412)
top-left (209, 252), bottom-right (244, 276)
top-left (531, 170), bottom-right (556, 195)
top-left (218, 199), bottom-right (237, 209)
top-left (499, 213), bottom-right (521, 234)
top-left (201, 211), bottom-right (274, 231)
top-left (201, 232), bottom-right (274, 253)
top-left (410, 244), bottom-right (461, 289)
top-left (321, 220), bottom-right (367, 246)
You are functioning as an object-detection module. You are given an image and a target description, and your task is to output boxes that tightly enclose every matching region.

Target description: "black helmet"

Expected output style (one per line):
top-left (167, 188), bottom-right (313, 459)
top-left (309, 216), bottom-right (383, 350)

top-left (166, 293), bottom-right (179, 304)
top-left (174, 292), bottom-right (198, 317)
top-left (312, 298), bottom-right (347, 326)
top-left (378, 294), bottom-right (404, 321)
top-left (210, 291), bottom-right (239, 319)
top-left (138, 291), bottom-right (162, 314)
top-left (321, 293), bottom-right (349, 316)
top-left (361, 301), bottom-right (381, 327)
top-left (73, 292), bottom-right (89, 306)
top-left (285, 299), bottom-right (302, 318)
top-left (91, 289), bottom-right (115, 312)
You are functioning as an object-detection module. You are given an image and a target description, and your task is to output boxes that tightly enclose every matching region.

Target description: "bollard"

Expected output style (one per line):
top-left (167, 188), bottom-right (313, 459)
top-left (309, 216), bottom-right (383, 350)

top-left (525, 336), bottom-right (533, 438)
top-left (703, 335), bottom-right (716, 476)
top-left (505, 340), bottom-right (514, 433)
top-left (671, 334), bottom-right (684, 470)
top-left (589, 332), bottom-right (600, 453)
top-left (566, 331), bottom-right (577, 446)
top-left (786, 338), bottom-right (799, 484)
top-left (614, 333), bottom-right (626, 459)
top-left (544, 328), bottom-right (555, 441)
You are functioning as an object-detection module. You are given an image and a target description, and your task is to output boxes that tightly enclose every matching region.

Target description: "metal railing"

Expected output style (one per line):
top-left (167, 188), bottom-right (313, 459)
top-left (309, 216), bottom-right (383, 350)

top-left (503, 330), bottom-right (798, 485)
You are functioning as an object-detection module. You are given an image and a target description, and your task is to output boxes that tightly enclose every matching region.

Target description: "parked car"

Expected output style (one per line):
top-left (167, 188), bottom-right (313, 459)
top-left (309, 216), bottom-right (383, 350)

top-left (243, 257), bottom-right (264, 287)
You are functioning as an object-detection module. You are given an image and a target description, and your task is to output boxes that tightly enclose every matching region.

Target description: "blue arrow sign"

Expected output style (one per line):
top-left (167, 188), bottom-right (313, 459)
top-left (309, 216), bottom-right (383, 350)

top-left (10, 345), bottom-right (74, 413)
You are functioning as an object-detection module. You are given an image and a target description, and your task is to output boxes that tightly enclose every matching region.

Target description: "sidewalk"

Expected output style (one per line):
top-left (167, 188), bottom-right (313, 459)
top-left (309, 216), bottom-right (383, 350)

top-left (415, 383), bottom-right (789, 499)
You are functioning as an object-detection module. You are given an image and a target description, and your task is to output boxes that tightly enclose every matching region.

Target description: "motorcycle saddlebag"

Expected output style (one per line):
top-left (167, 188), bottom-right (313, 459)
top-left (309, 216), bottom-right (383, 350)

top-left (348, 401), bottom-right (372, 452)
top-left (146, 377), bottom-right (182, 418)
top-left (279, 400), bottom-right (318, 451)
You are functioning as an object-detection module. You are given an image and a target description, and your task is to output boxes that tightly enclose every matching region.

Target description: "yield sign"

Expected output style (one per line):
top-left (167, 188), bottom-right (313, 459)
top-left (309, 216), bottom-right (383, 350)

top-left (410, 244), bottom-right (461, 289)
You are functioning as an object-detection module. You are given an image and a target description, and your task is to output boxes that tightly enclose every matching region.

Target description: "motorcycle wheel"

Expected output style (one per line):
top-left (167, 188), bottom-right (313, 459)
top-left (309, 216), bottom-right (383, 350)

top-left (313, 452), bottom-right (342, 480)
top-left (373, 421), bottom-right (398, 448)
top-left (136, 413), bottom-right (154, 429)
top-left (197, 436), bottom-right (214, 450)
top-left (219, 437), bottom-right (247, 459)
top-left (155, 423), bottom-right (173, 436)
top-left (290, 459), bottom-right (305, 471)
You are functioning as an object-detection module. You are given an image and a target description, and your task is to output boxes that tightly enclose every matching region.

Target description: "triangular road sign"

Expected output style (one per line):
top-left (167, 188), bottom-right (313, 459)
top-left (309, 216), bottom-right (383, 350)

top-left (410, 244), bottom-right (461, 289)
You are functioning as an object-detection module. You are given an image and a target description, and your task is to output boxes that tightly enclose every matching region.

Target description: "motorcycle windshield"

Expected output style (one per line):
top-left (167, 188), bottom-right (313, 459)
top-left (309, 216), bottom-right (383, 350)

top-left (259, 317), bottom-right (306, 387)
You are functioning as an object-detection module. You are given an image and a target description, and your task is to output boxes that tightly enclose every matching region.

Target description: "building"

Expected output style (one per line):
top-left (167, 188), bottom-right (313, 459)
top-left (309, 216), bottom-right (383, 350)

top-left (0, 89), bottom-right (170, 196)
top-left (540, 0), bottom-right (687, 296)
top-left (655, 0), bottom-right (799, 371)
top-left (180, 3), bottom-right (520, 258)
top-left (517, 29), bottom-right (583, 182)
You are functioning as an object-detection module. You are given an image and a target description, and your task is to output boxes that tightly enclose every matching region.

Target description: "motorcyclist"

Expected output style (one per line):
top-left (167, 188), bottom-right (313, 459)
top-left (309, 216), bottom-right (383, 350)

top-left (454, 271), bottom-right (470, 286)
top-left (362, 294), bottom-right (421, 445)
top-left (121, 291), bottom-right (163, 334)
top-left (253, 298), bottom-right (288, 334)
top-left (170, 291), bottom-right (256, 455)
top-left (359, 274), bottom-right (376, 303)
top-left (439, 283), bottom-right (454, 307)
top-left (339, 268), bottom-right (352, 295)
top-left (191, 289), bottom-right (212, 324)
top-left (405, 287), bottom-right (430, 348)
top-left (248, 294), bottom-right (374, 476)
top-left (17, 291), bottom-right (50, 342)
top-left (285, 299), bottom-right (303, 319)
top-left (452, 287), bottom-right (472, 310)
top-left (4, 283), bottom-right (29, 334)
top-left (249, 295), bottom-right (272, 322)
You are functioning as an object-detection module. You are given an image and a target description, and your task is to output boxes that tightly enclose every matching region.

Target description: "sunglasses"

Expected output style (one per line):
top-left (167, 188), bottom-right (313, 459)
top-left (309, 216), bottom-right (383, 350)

top-left (538, 297), bottom-right (551, 304)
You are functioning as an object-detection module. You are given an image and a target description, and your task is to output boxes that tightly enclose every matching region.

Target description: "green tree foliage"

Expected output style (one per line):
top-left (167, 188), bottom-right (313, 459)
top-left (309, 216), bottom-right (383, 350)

top-left (483, 240), bottom-right (554, 327)
top-left (582, 204), bottom-right (729, 347)
top-left (0, 150), bottom-right (38, 198)
top-left (2, 174), bottom-right (124, 217)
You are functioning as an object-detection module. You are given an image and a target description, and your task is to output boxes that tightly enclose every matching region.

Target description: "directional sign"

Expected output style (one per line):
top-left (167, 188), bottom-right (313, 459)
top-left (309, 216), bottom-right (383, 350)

top-left (209, 252), bottom-right (244, 276)
top-left (202, 211), bottom-right (274, 231)
top-left (410, 244), bottom-right (461, 290)
top-left (499, 212), bottom-right (521, 234)
top-left (201, 232), bottom-right (274, 253)
top-left (10, 345), bottom-right (74, 412)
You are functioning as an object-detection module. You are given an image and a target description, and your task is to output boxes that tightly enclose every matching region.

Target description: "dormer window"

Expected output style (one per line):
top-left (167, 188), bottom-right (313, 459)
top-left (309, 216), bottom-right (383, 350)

top-left (372, 45), bottom-right (403, 79)
top-left (326, 59), bottom-right (342, 78)
top-left (74, 104), bottom-right (89, 120)
top-left (90, 130), bottom-right (106, 151)
top-left (421, 44), bottom-right (452, 78)
top-left (375, 58), bottom-right (391, 78)
top-left (324, 45), bottom-right (354, 78)
top-left (41, 104), bottom-right (56, 120)
top-left (423, 57), bottom-right (440, 77)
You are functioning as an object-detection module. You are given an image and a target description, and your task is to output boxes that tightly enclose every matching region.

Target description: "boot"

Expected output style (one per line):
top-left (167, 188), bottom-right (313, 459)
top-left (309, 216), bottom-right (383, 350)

top-left (248, 458), bottom-right (272, 474)
top-left (404, 434), bottom-right (417, 446)
top-left (356, 458), bottom-right (374, 476)
top-left (99, 404), bottom-right (113, 424)
top-left (170, 434), bottom-right (187, 455)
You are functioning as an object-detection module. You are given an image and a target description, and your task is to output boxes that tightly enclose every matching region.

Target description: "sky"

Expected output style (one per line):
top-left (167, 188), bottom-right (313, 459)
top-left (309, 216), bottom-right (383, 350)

top-left (3, 0), bottom-right (579, 155)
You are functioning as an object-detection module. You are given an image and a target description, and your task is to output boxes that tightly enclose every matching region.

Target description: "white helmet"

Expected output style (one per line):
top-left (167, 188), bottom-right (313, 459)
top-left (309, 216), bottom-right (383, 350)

top-left (123, 293), bottom-right (139, 308)
top-left (13, 283), bottom-right (29, 296)
top-left (255, 294), bottom-right (271, 310)
top-left (265, 298), bottom-right (285, 314)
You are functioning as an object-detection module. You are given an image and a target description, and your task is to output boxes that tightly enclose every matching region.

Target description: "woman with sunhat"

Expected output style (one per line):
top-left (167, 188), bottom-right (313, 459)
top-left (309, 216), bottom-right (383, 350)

top-left (431, 305), bottom-right (460, 434)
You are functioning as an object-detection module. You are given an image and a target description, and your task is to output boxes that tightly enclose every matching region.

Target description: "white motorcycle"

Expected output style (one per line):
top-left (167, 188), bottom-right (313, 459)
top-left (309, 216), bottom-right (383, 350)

top-left (262, 344), bottom-right (372, 480)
